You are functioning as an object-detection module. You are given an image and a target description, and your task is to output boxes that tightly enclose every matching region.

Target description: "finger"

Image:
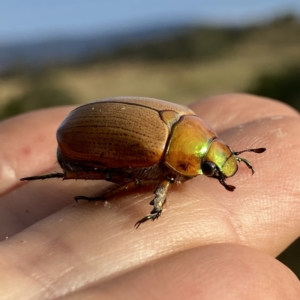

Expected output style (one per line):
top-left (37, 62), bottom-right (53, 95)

top-left (63, 244), bottom-right (299, 300)
top-left (189, 93), bottom-right (298, 131)
top-left (0, 107), bottom-right (77, 238)
top-left (0, 106), bottom-right (75, 195)
top-left (1, 242), bottom-right (299, 300)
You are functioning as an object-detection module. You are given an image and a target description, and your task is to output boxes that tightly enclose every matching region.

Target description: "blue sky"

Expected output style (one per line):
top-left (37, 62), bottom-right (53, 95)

top-left (1, 0), bottom-right (299, 44)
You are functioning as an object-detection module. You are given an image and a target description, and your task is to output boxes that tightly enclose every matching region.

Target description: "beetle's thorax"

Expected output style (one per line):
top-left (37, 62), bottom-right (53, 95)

top-left (164, 115), bottom-right (217, 177)
top-left (163, 115), bottom-right (238, 178)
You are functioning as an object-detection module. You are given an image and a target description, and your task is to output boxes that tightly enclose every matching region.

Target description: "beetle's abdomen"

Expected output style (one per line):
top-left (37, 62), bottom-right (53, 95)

top-left (57, 102), bottom-right (171, 168)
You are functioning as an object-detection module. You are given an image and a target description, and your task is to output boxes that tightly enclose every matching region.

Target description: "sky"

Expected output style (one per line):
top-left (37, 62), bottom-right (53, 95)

top-left (1, 0), bottom-right (299, 44)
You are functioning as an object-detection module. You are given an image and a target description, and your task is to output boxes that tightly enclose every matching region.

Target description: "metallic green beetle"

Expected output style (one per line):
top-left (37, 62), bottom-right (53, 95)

top-left (21, 97), bottom-right (266, 228)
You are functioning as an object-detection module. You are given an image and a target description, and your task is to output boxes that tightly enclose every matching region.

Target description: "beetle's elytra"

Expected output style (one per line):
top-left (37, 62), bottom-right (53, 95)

top-left (21, 97), bottom-right (266, 228)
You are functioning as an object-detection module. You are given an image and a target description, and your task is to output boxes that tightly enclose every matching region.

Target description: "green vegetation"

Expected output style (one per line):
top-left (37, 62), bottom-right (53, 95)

top-left (97, 27), bottom-right (244, 62)
top-left (0, 85), bottom-right (76, 119)
top-left (0, 73), bottom-right (76, 119)
top-left (277, 238), bottom-right (300, 279)
top-left (248, 65), bottom-right (300, 111)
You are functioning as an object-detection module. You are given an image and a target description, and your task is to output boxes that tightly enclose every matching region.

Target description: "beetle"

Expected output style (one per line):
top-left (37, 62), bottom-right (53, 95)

top-left (21, 97), bottom-right (266, 228)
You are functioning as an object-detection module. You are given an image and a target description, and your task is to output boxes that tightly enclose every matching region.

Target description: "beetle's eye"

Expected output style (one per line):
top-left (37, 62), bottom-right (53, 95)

top-left (202, 161), bottom-right (217, 177)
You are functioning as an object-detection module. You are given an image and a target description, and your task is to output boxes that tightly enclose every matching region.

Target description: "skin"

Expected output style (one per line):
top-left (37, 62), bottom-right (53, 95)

top-left (0, 93), bottom-right (299, 300)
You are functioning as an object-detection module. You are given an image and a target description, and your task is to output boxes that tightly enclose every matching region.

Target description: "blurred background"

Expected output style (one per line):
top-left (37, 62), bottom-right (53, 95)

top-left (0, 0), bottom-right (299, 277)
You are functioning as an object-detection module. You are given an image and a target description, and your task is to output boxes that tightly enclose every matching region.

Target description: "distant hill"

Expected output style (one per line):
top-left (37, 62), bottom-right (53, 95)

top-left (1, 14), bottom-right (299, 110)
top-left (1, 14), bottom-right (299, 76)
top-left (98, 14), bottom-right (300, 62)
top-left (0, 24), bottom-right (188, 75)
top-left (87, 26), bottom-right (244, 63)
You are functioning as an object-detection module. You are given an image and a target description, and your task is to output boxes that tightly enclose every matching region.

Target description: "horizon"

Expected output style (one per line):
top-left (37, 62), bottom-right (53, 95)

top-left (1, 0), bottom-right (300, 45)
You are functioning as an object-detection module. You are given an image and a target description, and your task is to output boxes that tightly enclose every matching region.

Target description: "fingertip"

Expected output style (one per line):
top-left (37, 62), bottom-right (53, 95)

top-left (189, 93), bottom-right (299, 131)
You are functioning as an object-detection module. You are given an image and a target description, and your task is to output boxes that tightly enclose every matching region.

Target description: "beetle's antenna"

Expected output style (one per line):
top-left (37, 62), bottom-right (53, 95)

top-left (20, 173), bottom-right (64, 181)
top-left (234, 148), bottom-right (266, 175)
top-left (234, 148), bottom-right (266, 156)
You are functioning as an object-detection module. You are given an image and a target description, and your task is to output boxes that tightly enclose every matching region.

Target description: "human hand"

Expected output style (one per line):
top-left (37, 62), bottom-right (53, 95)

top-left (0, 94), bottom-right (299, 299)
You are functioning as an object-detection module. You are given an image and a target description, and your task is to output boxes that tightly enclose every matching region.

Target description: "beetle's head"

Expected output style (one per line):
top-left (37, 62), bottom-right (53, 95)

top-left (201, 138), bottom-right (238, 191)
top-left (201, 138), bottom-right (266, 191)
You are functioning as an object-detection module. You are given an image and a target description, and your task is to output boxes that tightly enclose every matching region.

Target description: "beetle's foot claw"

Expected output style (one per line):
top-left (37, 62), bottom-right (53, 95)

top-left (74, 195), bottom-right (105, 202)
top-left (134, 211), bottom-right (161, 229)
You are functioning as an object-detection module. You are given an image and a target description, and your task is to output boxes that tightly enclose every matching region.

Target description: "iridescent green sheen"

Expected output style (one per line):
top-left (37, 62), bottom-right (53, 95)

top-left (165, 116), bottom-right (239, 178)
top-left (165, 116), bottom-right (216, 176)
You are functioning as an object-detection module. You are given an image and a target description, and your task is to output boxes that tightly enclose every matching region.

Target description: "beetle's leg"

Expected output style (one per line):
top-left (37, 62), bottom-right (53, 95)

top-left (75, 180), bottom-right (140, 202)
top-left (135, 178), bottom-right (172, 229)
top-left (217, 174), bottom-right (236, 191)
top-left (74, 179), bottom-right (161, 202)
top-left (74, 195), bottom-right (105, 202)
top-left (20, 173), bottom-right (64, 181)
